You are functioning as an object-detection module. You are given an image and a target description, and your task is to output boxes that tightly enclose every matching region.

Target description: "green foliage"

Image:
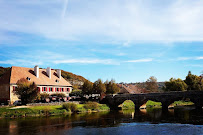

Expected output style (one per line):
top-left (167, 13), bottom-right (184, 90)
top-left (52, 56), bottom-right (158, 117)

top-left (93, 79), bottom-right (106, 94)
top-left (40, 93), bottom-right (49, 99)
top-left (120, 100), bottom-right (135, 109)
top-left (51, 93), bottom-right (66, 98)
top-left (165, 78), bottom-right (188, 91)
top-left (172, 100), bottom-right (194, 106)
top-left (105, 79), bottom-right (120, 94)
top-left (185, 71), bottom-right (203, 91)
top-left (146, 100), bottom-right (162, 108)
top-left (145, 76), bottom-right (158, 92)
top-left (82, 80), bottom-right (93, 94)
top-left (62, 103), bottom-right (78, 112)
top-left (70, 89), bottom-right (83, 97)
top-left (14, 78), bottom-right (39, 104)
top-left (84, 102), bottom-right (99, 110)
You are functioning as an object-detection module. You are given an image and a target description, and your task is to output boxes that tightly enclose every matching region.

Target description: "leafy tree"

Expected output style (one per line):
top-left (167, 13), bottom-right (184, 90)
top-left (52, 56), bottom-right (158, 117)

top-left (164, 78), bottom-right (188, 91)
top-left (82, 80), bottom-right (93, 95)
top-left (145, 76), bottom-right (158, 92)
top-left (93, 79), bottom-right (106, 94)
top-left (185, 71), bottom-right (202, 91)
top-left (14, 78), bottom-right (39, 104)
top-left (70, 89), bottom-right (83, 97)
top-left (105, 79), bottom-right (120, 94)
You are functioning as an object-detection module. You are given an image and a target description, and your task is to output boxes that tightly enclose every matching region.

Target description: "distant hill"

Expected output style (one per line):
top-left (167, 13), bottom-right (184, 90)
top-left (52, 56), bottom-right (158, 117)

top-left (0, 67), bottom-right (10, 78)
top-left (0, 67), bottom-right (88, 86)
top-left (61, 70), bottom-right (88, 86)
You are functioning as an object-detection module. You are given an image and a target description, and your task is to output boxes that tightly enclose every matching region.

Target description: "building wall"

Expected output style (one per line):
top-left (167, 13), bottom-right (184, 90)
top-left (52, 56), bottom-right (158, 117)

top-left (10, 85), bottom-right (19, 104)
top-left (8, 85), bottom-right (72, 104)
top-left (0, 84), bottom-right (10, 104)
top-left (38, 86), bottom-right (72, 96)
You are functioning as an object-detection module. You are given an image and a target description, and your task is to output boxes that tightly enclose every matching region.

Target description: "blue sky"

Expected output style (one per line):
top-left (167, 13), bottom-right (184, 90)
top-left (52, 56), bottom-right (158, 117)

top-left (0, 0), bottom-right (202, 83)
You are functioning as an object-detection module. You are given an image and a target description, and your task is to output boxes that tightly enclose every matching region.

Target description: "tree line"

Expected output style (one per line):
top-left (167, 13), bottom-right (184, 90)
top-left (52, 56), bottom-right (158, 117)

top-left (82, 79), bottom-right (120, 95)
top-left (139, 71), bottom-right (203, 92)
top-left (164, 71), bottom-right (203, 91)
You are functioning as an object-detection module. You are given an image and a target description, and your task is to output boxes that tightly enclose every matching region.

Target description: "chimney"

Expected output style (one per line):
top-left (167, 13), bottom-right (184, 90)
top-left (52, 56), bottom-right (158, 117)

top-left (46, 67), bottom-right (51, 79)
top-left (34, 65), bottom-right (39, 78)
top-left (57, 69), bottom-right (61, 79)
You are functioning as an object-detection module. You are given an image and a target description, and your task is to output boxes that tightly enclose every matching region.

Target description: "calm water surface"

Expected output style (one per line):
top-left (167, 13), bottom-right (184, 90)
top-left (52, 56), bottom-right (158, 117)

top-left (0, 106), bottom-right (203, 135)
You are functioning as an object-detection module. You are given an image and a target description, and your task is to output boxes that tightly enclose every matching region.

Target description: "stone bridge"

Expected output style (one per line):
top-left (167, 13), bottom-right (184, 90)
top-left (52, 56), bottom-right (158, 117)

top-left (101, 91), bottom-right (203, 110)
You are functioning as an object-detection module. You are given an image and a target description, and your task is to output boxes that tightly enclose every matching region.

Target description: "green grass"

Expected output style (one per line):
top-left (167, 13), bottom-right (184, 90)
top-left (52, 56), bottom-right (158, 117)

top-left (146, 100), bottom-right (162, 108)
top-left (119, 100), bottom-right (194, 110)
top-left (0, 102), bottom-right (110, 118)
top-left (120, 100), bottom-right (135, 110)
top-left (172, 100), bottom-right (194, 106)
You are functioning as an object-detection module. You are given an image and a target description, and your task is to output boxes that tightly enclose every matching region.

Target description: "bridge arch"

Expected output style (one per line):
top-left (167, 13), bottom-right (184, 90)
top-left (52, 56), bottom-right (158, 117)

top-left (101, 91), bottom-right (203, 110)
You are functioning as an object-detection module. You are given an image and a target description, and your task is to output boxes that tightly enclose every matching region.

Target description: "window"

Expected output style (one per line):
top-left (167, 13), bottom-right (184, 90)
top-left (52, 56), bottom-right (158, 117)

top-left (61, 88), bottom-right (64, 92)
top-left (56, 88), bottom-right (59, 92)
top-left (50, 87), bottom-right (53, 92)
top-left (37, 87), bottom-right (40, 92)
top-left (26, 77), bottom-right (31, 81)
top-left (67, 88), bottom-right (70, 92)
top-left (13, 86), bottom-right (17, 91)
top-left (43, 87), bottom-right (46, 92)
top-left (55, 79), bottom-right (59, 83)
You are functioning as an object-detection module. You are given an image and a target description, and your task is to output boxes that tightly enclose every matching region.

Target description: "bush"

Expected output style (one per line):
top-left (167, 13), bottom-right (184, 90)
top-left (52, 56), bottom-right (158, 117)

top-left (42, 106), bottom-right (51, 116)
top-left (51, 93), bottom-right (66, 98)
top-left (62, 103), bottom-right (78, 112)
top-left (84, 102), bottom-right (99, 110)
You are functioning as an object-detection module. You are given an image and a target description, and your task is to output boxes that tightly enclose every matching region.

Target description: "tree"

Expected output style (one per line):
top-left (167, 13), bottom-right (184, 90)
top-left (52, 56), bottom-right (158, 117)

top-left (93, 79), bottom-right (106, 94)
top-left (105, 79), bottom-right (120, 94)
top-left (145, 76), bottom-right (158, 92)
top-left (82, 80), bottom-right (93, 95)
top-left (185, 71), bottom-right (202, 91)
top-left (14, 78), bottom-right (39, 104)
top-left (164, 78), bottom-right (188, 91)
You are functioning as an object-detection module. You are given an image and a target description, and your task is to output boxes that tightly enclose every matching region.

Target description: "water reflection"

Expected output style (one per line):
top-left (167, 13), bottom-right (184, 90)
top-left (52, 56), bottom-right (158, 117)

top-left (0, 107), bottom-right (202, 135)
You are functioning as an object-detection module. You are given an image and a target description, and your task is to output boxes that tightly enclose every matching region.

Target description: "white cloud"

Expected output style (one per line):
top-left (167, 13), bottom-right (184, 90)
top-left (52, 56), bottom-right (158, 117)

top-left (177, 56), bottom-right (203, 61)
top-left (1, 0), bottom-right (203, 44)
top-left (125, 58), bottom-right (153, 63)
top-left (53, 59), bottom-right (117, 65)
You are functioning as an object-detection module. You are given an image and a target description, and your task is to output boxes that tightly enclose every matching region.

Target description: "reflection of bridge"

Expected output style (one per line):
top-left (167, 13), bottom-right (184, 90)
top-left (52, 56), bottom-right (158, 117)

top-left (101, 91), bottom-right (203, 110)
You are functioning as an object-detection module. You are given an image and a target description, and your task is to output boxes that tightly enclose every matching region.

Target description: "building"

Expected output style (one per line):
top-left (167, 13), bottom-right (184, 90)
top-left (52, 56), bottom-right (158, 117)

top-left (0, 66), bottom-right (72, 104)
top-left (117, 83), bottom-right (147, 94)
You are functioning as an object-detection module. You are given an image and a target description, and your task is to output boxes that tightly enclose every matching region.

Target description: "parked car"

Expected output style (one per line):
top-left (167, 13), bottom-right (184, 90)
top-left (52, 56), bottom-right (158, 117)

top-left (13, 100), bottom-right (22, 106)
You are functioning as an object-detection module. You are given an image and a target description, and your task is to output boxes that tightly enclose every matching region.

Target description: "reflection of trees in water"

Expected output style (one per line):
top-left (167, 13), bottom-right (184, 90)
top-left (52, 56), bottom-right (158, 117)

top-left (1, 108), bottom-right (203, 135)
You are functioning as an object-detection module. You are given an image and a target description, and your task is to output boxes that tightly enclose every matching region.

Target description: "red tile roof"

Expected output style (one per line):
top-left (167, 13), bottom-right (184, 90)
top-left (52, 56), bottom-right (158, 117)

top-left (117, 84), bottom-right (147, 94)
top-left (0, 66), bottom-right (72, 86)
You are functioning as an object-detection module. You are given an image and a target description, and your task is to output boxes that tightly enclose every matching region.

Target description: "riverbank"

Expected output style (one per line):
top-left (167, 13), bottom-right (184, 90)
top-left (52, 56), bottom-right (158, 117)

top-left (0, 102), bottom-right (110, 118)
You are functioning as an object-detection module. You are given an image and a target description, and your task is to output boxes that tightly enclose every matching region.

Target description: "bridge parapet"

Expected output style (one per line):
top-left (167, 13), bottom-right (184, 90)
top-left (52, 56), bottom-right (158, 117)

top-left (101, 91), bottom-right (203, 110)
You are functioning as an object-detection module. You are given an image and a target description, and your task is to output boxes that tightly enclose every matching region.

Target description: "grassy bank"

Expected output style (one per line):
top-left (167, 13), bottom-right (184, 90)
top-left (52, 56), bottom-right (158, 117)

top-left (0, 102), bottom-right (109, 118)
top-left (120, 100), bottom-right (194, 110)
top-left (172, 100), bottom-right (194, 107)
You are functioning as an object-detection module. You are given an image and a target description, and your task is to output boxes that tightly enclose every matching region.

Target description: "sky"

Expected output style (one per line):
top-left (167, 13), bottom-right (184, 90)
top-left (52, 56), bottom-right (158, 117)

top-left (0, 0), bottom-right (202, 83)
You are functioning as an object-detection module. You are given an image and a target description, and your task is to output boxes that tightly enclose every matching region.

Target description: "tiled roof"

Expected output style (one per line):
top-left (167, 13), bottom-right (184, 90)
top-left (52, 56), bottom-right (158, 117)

top-left (117, 84), bottom-right (146, 94)
top-left (9, 66), bottom-right (72, 86)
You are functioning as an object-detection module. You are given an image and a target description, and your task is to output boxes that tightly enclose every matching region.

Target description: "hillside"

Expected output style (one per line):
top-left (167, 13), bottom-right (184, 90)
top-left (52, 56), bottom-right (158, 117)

top-left (0, 67), bottom-right (88, 86)
top-left (0, 67), bottom-right (10, 78)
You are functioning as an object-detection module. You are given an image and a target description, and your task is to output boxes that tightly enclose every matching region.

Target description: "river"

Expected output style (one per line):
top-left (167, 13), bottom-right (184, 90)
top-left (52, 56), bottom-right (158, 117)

top-left (0, 106), bottom-right (203, 135)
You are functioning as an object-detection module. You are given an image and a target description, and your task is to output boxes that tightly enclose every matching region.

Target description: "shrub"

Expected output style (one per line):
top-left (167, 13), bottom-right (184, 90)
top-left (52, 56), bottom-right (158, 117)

top-left (62, 103), bottom-right (78, 112)
top-left (40, 93), bottom-right (49, 99)
top-left (84, 102), bottom-right (99, 110)
top-left (51, 93), bottom-right (66, 98)
top-left (42, 106), bottom-right (51, 116)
